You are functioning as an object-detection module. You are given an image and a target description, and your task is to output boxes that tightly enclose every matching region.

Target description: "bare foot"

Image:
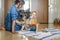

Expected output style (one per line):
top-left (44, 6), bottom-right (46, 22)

top-left (0, 26), bottom-right (2, 29)
top-left (0, 27), bottom-right (5, 31)
top-left (2, 27), bottom-right (5, 31)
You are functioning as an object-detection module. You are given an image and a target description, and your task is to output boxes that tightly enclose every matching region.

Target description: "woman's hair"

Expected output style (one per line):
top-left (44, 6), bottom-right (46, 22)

top-left (15, 0), bottom-right (25, 5)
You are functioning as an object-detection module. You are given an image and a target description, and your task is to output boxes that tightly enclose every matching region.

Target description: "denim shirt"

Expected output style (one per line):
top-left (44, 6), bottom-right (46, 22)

top-left (5, 5), bottom-right (22, 31)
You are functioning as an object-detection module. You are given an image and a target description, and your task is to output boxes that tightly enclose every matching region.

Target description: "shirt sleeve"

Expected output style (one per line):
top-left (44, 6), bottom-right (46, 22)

top-left (10, 7), bottom-right (17, 21)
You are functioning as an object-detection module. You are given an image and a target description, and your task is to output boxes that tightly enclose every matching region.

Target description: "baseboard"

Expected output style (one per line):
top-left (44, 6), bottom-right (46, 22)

top-left (39, 23), bottom-right (48, 24)
top-left (39, 22), bottom-right (53, 24)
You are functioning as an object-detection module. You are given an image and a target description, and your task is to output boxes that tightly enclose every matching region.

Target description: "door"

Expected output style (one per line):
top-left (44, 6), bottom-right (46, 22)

top-left (38, 0), bottom-right (48, 24)
top-left (30, 0), bottom-right (48, 24)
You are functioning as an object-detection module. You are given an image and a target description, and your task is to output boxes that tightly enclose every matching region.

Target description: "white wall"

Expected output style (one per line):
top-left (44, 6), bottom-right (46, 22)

top-left (48, 0), bottom-right (60, 23)
top-left (30, 0), bottom-right (39, 12)
top-left (48, 0), bottom-right (58, 23)
top-left (0, 0), bottom-right (4, 26)
top-left (55, 0), bottom-right (60, 19)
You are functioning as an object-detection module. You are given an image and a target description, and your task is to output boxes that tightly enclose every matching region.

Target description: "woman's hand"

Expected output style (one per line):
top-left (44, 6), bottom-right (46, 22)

top-left (21, 21), bottom-right (25, 25)
top-left (12, 31), bottom-right (19, 34)
top-left (15, 20), bottom-right (25, 25)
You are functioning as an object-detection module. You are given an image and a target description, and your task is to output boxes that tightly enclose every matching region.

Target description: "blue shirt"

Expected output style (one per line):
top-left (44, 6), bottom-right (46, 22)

top-left (5, 5), bottom-right (22, 31)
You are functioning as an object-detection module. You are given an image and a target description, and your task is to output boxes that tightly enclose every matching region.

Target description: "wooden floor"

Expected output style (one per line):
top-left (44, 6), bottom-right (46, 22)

top-left (0, 24), bottom-right (60, 40)
top-left (36, 24), bottom-right (60, 32)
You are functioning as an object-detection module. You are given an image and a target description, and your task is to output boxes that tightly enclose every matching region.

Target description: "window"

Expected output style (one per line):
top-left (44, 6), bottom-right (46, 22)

top-left (23, 0), bottom-right (30, 11)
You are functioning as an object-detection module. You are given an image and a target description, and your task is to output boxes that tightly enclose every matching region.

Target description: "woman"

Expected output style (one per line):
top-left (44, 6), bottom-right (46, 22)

top-left (4, 0), bottom-right (25, 33)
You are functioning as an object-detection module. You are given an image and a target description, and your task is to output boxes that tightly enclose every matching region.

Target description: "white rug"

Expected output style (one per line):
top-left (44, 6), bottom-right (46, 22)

top-left (18, 28), bottom-right (60, 40)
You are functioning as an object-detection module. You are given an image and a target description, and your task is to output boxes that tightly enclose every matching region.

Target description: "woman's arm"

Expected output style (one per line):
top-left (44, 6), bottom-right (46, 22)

top-left (15, 20), bottom-right (25, 25)
top-left (12, 20), bottom-right (25, 33)
top-left (15, 20), bottom-right (25, 31)
top-left (12, 20), bottom-right (15, 33)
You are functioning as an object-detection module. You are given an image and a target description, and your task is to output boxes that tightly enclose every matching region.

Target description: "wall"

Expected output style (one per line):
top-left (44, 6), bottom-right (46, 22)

top-left (48, 0), bottom-right (58, 23)
top-left (0, 0), bottom-right (4, 26)
top-left (48, 0), bottom-right (60, 23)
top-left (55, 0), bottom-right (60, 19)
top-left (30, 0), bottom-right (38, 12)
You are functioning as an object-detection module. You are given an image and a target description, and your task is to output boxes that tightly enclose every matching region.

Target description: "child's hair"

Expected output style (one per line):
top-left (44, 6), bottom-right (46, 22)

top-left (26, 11), bottom-right (36, 19)
top-left (15, 0), bottom-right (25, 5)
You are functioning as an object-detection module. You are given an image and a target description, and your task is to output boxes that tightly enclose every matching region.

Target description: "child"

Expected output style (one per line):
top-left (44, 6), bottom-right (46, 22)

top-left (29, 11), bottom-right (37, 24)
top-left (25, 11), bottom-right (37, 31)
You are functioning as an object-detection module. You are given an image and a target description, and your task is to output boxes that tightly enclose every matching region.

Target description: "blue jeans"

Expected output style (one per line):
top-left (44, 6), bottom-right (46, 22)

top-left (5, 24), bottom-right (22, 32)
